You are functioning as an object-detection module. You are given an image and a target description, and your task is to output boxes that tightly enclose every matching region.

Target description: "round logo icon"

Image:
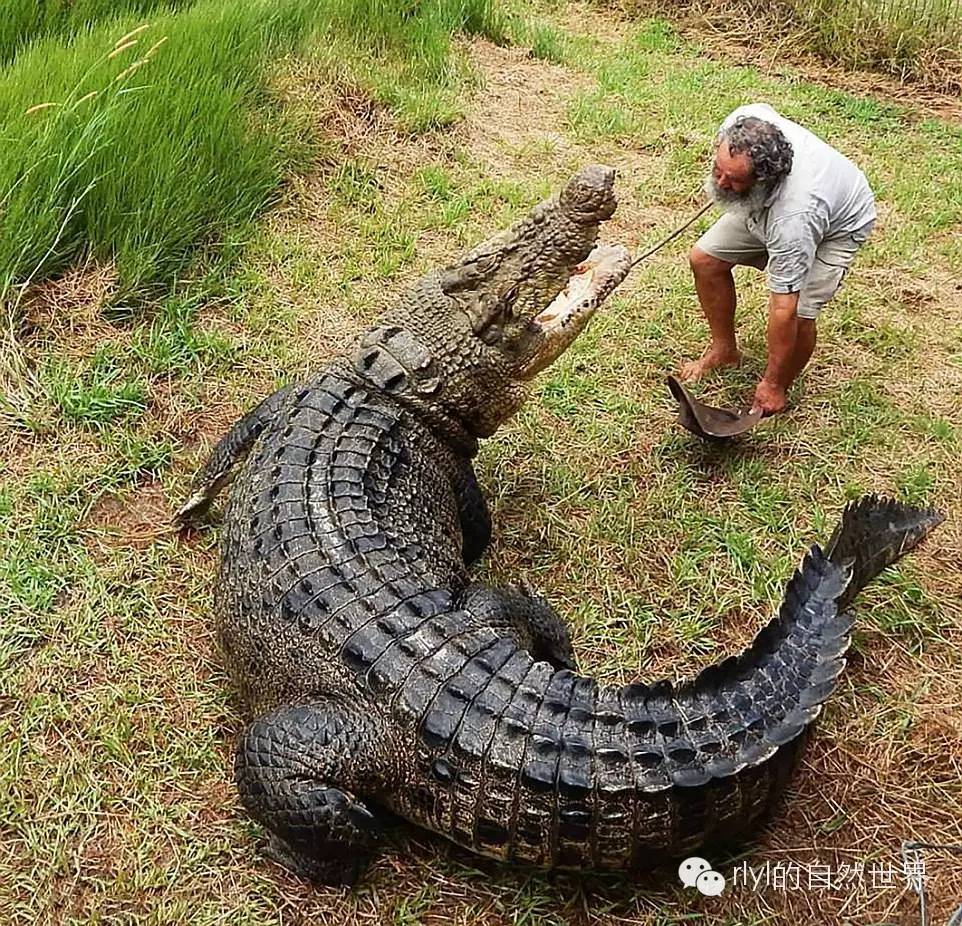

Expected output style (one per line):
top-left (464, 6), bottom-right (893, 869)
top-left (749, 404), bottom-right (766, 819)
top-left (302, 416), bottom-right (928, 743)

top-left (678, 857), bottom-right (711, 888)
top-left (678, 856), bottom-right (726, 896)
top-left (695, 869), bottom-right (727, 896)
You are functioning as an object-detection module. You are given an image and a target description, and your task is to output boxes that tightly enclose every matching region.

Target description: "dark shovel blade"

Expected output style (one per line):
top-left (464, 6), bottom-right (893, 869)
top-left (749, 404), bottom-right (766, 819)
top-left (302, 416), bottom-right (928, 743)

top-left (666, 375), bottom-right (763, 441)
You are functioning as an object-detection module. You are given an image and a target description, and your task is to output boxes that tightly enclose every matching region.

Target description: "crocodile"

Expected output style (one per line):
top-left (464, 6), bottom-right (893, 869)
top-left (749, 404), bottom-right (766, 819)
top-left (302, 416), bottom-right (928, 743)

top-left (179, 165), bottom-right (943, 885)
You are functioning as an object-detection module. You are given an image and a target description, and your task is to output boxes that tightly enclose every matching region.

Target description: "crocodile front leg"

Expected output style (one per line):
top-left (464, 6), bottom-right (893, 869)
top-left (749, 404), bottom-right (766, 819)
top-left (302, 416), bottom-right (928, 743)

top-left (235, 701), bottom-right (394, 885)
top-left (460, 584), bottom-right (577, 670)
top-left (452, 457), bottom-right (492, 567)
top-left (177, 383), bottom-right (296, 522)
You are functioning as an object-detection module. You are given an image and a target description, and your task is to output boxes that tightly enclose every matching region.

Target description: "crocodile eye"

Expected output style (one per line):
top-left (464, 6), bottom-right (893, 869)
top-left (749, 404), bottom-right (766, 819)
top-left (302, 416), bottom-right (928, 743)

top-left (475, 253), bottom-right (500, 275)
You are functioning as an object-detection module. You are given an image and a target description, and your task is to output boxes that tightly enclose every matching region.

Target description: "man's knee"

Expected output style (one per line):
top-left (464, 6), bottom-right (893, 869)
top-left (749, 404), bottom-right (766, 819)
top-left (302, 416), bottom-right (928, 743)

top-left (689, 246), bottom-right (733, 278)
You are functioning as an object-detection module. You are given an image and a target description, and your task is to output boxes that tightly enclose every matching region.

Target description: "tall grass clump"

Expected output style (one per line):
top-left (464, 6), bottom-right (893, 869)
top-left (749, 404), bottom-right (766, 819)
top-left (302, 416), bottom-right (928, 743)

top-left (323, 0), bottom-right (509, 53)
top-left (0, 0), bottom-right (194, 64)
top-left (314, 0), bottom-right (512, 131)
top-left (788, 0), bottom-right (962, 88)
top-left (0, 0), bottom-right (512, 312)
top-left (526, 20), bottom-right (569, 63)
top-left (617, 0), bottom-right (961, 90)
top-left (0, 0), bottom-right (319, 307)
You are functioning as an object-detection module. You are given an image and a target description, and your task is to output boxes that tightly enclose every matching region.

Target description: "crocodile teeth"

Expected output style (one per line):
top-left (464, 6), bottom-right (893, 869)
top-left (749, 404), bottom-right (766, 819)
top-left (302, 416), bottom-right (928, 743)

top-left (537, 267), bottom-right (595, 324)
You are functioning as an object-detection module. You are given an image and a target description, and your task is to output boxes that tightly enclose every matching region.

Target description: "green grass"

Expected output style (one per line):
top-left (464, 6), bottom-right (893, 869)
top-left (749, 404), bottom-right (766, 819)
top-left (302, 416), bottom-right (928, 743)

top-left (0, 0), bottom-right (504, 312)
top-left (787, 0), bottom-right (962, 86)
top-left (41, 347), bottom-right (149, 426)
top-left (0, 0), bottom-right (196, 63)
top-left (618, 0), bottom-right (962, 89)
top-left (127, 295), bottom-right (236, 376)
top-left (0, 1), bottom-right (317, 306)
top-left (526, 20), bottom-right (569, 63)
top-left (304, 0), bottom-right (509, 132)
top-left (2, 3), bottom-right (961, 925)
top-left (0, 473), bottom-right (88, 614)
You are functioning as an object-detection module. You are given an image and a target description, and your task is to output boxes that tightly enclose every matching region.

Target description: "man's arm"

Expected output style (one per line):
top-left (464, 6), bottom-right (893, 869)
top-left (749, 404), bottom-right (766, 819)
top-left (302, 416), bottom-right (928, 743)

top-left (752, 291), bottom-right (800, 415)
top-left (755, 212), bottom-right (825, 415)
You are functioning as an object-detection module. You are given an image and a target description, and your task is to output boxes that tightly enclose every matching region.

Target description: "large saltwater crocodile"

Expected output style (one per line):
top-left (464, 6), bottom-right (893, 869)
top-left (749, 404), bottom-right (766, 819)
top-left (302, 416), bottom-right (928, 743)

top-left (179, 165), bottom-right (942, 884)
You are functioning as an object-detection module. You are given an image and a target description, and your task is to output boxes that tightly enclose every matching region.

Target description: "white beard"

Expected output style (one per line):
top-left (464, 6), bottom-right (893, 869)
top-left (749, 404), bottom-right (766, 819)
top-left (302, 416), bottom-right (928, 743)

top-left (703, 173), bottom-right (771, 219)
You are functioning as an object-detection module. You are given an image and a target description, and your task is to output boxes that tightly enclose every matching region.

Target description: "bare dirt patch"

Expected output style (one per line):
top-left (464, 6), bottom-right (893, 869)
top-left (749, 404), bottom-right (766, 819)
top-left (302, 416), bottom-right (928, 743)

top-left (460, 40), bottom-right (594, 175)
top-left (83, 479), bottom-right (174, 553)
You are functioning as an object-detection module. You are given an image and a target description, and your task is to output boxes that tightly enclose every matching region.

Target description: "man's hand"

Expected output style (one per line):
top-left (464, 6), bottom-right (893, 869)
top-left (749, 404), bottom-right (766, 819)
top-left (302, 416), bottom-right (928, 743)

top-left (752, 290), bottom-right (801, 416)
top-left (751, 379), bottom-right (787, 416)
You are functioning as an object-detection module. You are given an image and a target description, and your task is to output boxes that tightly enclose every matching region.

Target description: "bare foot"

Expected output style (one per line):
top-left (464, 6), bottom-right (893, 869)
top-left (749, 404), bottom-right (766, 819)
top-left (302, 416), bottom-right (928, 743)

top-left (679, 347), bottom-right (741, 383)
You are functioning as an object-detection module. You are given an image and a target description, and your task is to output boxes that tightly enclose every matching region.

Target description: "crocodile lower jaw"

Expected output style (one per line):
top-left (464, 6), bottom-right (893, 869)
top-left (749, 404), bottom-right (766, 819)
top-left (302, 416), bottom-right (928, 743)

top-left (518, 243), bottom-right (632, 379)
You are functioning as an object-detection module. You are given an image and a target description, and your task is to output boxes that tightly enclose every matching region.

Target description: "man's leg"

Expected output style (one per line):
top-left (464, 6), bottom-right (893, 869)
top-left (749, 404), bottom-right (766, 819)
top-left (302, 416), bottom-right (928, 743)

top-left (752, 301), bottom-right (815, 415)
top-left (759, 223), bottom-right (871, 411)
top-left (788, 224), bottom-right (870, 387)
top-left (681, 213), bottom-right (768, 383)
top-left (680, 246), bottom-right (741, 381)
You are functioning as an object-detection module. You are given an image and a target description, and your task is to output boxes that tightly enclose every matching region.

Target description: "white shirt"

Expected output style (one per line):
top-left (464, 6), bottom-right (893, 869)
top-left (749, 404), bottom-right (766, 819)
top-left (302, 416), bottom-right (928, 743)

top-left (722, 103), bottom-right (877, 293)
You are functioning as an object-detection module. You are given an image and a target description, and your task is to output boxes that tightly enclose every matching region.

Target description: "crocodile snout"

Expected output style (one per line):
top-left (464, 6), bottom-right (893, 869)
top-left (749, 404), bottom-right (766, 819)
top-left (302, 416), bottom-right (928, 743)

top-left (560, 164), bottom-right (617, 224)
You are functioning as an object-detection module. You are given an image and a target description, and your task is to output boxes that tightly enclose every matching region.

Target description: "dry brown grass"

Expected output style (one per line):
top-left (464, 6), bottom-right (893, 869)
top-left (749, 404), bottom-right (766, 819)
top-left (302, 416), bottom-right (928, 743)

top-left (611, 0), bottom-right (962, 103)
top-left (82, 480), bottom-right (175, 553)
top-left (17, 261), bottom-right (121, 356)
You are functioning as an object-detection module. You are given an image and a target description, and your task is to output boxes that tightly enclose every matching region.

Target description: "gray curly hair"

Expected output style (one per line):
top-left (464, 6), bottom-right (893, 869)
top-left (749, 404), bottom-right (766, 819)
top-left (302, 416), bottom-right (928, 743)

top-left (719, 116), bottom-right (794, 183)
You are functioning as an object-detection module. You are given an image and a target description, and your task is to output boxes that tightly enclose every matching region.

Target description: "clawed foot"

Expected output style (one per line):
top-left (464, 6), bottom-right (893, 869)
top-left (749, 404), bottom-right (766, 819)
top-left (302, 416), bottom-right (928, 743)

top-left (174, 488), bottom-right (213, 524)
top-left (262, 832), bottom-right (370, 887)
top-left (679, 346), bottom-right (741, 383)
top-left (259, 792), bottom-right (379, 887)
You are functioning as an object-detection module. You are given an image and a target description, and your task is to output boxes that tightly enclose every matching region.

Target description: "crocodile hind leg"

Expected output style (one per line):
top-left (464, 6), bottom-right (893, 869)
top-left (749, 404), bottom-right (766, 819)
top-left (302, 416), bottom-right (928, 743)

top-left (176, 384), bottom-right (295, 522)
top-left (235, 701), bottom-right (393, 886)
top-left (460, 584), bottom-right (577, 670)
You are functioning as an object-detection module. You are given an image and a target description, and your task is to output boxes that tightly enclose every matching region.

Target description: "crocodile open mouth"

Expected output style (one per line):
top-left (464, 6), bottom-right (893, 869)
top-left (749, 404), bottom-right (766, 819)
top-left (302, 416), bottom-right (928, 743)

top-left (518, 243), bottom-right (632, 380)
top-left (533, 244), bottom-right (632, 331)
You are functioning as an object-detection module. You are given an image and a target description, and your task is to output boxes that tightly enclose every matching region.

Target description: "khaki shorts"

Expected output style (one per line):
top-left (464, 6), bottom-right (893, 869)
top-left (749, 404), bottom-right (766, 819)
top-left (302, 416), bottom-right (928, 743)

top-left (695, 214), bottom-right (875, 319)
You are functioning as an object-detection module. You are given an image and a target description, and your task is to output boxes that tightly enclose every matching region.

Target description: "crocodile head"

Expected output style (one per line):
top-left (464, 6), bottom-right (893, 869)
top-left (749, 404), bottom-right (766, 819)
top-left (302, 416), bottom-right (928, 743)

top-left (356, 165), bottom-right (632, 441)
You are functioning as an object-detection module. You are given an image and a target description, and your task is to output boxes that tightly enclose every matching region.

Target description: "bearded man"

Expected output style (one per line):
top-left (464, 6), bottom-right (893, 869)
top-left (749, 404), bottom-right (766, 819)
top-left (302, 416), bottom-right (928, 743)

top-left (681, 103), bottom-right (876, 415)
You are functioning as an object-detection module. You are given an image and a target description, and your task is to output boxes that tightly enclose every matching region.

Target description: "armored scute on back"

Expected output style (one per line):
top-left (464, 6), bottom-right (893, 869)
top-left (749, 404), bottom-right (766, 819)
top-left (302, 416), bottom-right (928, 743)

top-left (179, 167), bottom-right (943, 886)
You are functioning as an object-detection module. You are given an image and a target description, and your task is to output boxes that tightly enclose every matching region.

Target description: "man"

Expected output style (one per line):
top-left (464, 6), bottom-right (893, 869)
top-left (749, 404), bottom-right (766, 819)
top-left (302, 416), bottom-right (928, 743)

top-left (681, 103), bottom-right (876, 415)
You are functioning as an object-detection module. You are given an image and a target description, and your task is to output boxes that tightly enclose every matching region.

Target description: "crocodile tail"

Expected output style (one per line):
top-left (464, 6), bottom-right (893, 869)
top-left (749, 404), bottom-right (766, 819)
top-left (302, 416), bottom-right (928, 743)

top-left (645, 495), bottom-right (943, 851)
top-left (595, 545), bottom-right (853, 865)
top-left (176, 383), bottom-right (295, 522)
top-left (673, 542), bottom-right (853, 774)
top-left (478, 496), bottom-right (943, 869)
top-left (823, 494), bottom-right (945, 614)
